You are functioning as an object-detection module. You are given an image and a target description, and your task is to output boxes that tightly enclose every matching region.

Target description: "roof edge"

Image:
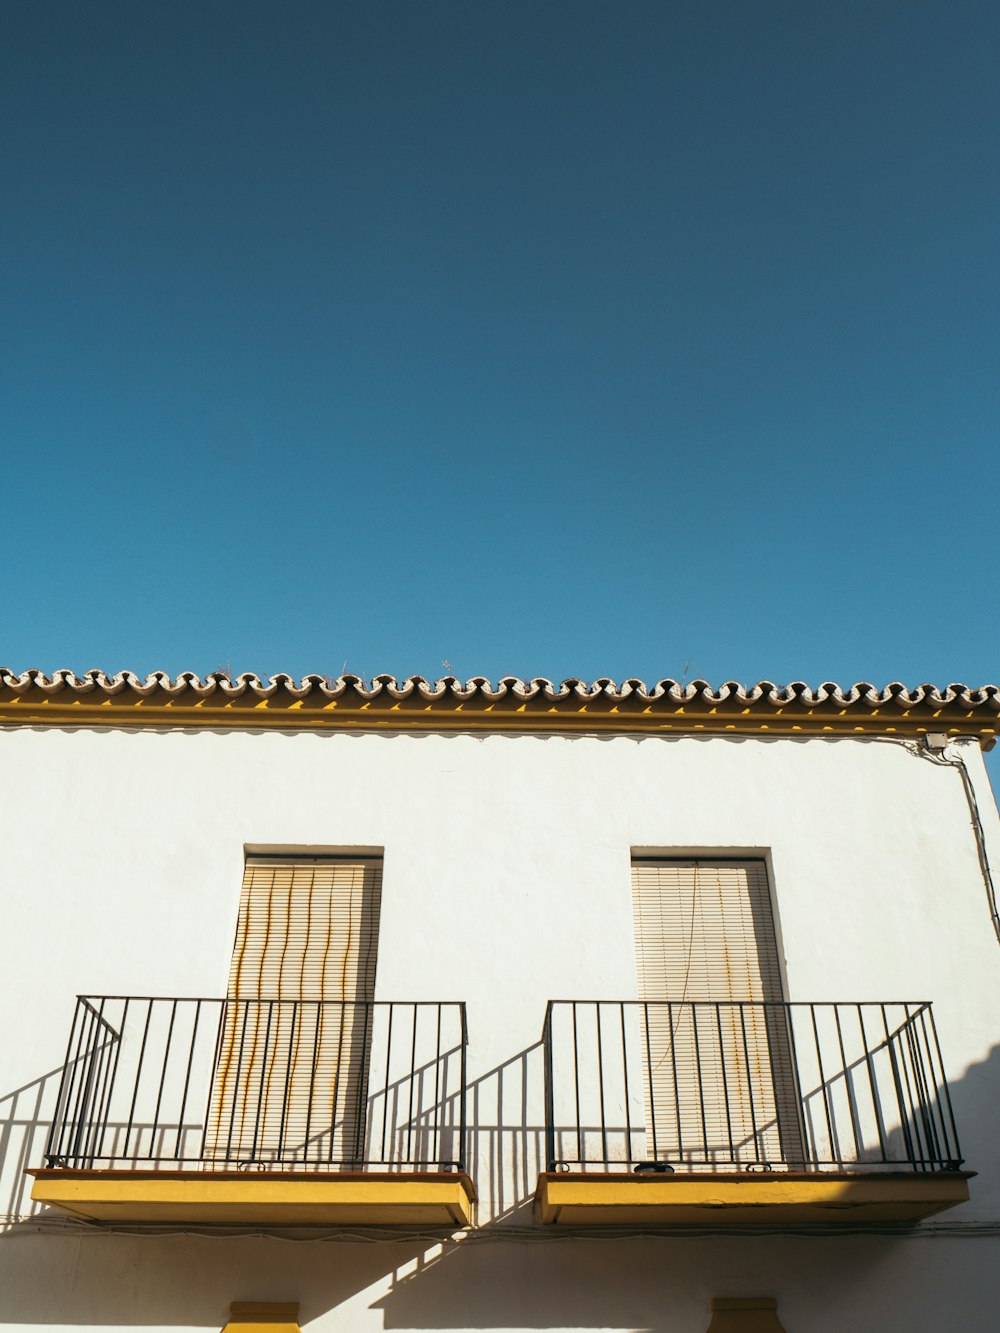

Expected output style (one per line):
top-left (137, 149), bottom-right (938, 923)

top-left (0, 671), bottom-right (996, 745)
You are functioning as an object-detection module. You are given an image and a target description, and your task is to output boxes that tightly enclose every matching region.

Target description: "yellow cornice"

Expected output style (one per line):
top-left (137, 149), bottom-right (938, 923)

top-left (0, 674), bottom-right (995, 746)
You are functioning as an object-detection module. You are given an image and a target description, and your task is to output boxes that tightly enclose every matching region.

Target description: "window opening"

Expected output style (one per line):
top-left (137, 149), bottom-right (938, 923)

top-left (205, 857), bottom-right (382, 1167)
top-left (631, 859), bottom-right (803, 1170)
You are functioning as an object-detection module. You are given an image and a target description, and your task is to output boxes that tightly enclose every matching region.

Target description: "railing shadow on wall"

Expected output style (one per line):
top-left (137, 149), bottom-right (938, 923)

top-left (0, 1042), bottom-right (996, 1329)
top-left (0, 1017), bottom-right (972, 1231)
top-left (0, 1034), bottom-right (541, 1233)
top-left (0, 1042), bottom-right (548, 1232)
top-left (0, 1066), bottom-right (63, 1229)
top-left (372, 1040), bottom-right (999, 1332)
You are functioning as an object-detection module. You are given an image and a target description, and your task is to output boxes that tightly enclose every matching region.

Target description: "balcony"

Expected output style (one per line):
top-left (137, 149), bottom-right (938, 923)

top-left (30, 996), bottom-right (475, 1227)
top-left (537, 1000), bottom-right (971, 1226)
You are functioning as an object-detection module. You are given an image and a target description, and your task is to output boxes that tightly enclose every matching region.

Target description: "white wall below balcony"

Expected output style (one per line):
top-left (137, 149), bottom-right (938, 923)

top-left (0, 1226), bottom-right (999, 1332)
top-left (0, 724), bottom-right (999, 1330)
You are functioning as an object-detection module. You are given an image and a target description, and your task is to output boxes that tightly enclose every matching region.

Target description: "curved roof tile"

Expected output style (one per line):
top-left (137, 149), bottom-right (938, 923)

top-left (0, 670), bottom-right (996, 743)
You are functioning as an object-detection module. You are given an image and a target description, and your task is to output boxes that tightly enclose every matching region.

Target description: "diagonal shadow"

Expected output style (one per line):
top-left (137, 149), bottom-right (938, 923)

top-left (1, 1042), bottom-right (997, 1328)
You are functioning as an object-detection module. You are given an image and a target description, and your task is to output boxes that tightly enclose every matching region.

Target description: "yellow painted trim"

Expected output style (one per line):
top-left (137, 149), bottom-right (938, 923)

top-left (535, 1171), bottom-right (971, 1226)
top-left (222, 1303), bottom-right (300, 1333)
top-left (712, 1300), bottom-right (780, 1310)
top-left (30, 1170), bottom-right (476, 1228)
top-left (706, 1298), bottom-right (788, 1332)
top-left (0, 691), bottom-right (994, 745)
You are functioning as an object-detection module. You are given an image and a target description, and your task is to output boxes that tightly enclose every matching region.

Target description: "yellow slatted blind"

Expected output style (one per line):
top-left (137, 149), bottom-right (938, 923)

top-left (631, 860), bottom-right (801, 1168)
top-left (631, 861), bottom-right (782, 1005)
top-left (228, 860), bottom-right (381, 1003)
top-left (206, 858), bottom-right (382, 1166)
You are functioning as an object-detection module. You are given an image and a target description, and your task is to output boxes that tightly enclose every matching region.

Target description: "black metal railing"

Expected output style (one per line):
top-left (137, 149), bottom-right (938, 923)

top-left (542, 1001), bottom-right (962, 1174)
top-left (45, 997), bottom-right (468, 1173)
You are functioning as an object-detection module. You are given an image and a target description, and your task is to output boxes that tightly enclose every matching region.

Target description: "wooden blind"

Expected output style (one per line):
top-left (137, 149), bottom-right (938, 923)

top-left (228, 859), bottom-right (381, 1003)
top-left (631, 860), bottom-right (782, 1005)
top-left (631, 860), bottom-right (801, 1168)
top-left (206, 858), bottom-right (382, 1166)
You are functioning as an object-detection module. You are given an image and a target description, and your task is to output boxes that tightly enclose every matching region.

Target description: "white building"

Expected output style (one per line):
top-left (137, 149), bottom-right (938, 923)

top-left (1, 670), bottom-right (999, 1333)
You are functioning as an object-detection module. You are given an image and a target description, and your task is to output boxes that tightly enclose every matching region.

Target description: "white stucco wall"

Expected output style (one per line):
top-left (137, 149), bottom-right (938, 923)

top-left (1, 725), bottom-right (999, 1331)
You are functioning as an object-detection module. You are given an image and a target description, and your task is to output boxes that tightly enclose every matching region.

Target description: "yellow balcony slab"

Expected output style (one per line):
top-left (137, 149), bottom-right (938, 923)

top-left (535, 1171), bottom-right (971, 1226)
top-left (223, 1304), bottom-right (301, 1333)
top-left (29, 1169), bottom-right (476, 1227)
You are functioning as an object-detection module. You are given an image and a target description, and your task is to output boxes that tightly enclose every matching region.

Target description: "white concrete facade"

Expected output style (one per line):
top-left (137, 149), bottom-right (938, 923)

top-left (1, 725), bottom-right (999, 1331)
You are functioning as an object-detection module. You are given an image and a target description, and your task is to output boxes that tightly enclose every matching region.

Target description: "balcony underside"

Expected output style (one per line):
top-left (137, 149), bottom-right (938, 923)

top-left (535, 1171), bottom-right (971, 1226)
top-left (30, 1169), bottom-right (476, 1227)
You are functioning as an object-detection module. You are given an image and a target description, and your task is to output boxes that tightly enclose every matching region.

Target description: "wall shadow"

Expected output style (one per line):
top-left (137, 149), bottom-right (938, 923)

top-left (369, 1231), bottom-right (902, 1332)
top-left (0, 1065), bottom-right (64, 1228)
top-left (373, 1041), bottom-right (1000, 1329)
top-left (465, 1043), bottom-right (545, 1225)
top-left (0, 1041), bottom-right (997, 1328)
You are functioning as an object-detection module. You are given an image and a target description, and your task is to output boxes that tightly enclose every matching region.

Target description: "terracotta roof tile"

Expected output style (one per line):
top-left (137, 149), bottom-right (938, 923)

top-left (0, 671), bottom-right (996, 743)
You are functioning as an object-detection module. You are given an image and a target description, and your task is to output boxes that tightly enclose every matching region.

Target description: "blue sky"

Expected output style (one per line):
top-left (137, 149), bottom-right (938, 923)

top-left (1, 4), bottom-right (997, 756)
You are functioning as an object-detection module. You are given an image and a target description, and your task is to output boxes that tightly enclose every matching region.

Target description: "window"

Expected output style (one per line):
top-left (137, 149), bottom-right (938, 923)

top-left (631, 858), bottom-right (802, 1169)
top-left (206, 856), bottom-right (382, 1166)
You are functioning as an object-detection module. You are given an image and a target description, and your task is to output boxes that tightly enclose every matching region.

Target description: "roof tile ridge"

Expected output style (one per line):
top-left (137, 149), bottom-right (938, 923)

top-left (958, 684), bottom-right (1000, 708)
top-left (679, 677), bottom-right (714, 703)
top-left (1, 670), bottom-right (998, 714)
top-left (462, 675), bottom-right (504, 701)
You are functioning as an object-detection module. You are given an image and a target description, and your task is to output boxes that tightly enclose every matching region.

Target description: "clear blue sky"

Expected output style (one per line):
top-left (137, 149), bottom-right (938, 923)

top-left (2, 5), bottom-right (997, 740)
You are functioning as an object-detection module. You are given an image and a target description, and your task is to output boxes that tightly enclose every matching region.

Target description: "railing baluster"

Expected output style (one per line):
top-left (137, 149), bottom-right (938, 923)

top-left (780, 1002), bottom-right (808, 1168)
top-left (810, 1004), bottom-right (837, 1168)
top-left (85, 997), bottom-right (116, 1166)
top-left (595, 1002), bottom-right (608, 1166)
top-left (122, 999), bottom-right (153, 1163)
top-left (894, 1005), bottom-right (925, 1168)
top-left (276, 1000), bottom-right (297, 1164)
top-left (833, 1003), bottom-right (863, 1165)
top-left (148, 998), bottom-right (177, 1160)
top-left (543, 1002), bottom-right (555, 1171)
top-left (715, 1004), bottom-right (735, 1167)
top-left (926, 1005), bottom-right (962, 1166)
top-left (856, 1005), bottom-right (888, 1162)
top-left (67, 1003), bottom-right (99, 1166)
top-left (351, 1000), bottom-right (372, 1167)
top-left (667, 1001), bottom-right (683, 1162)
top-left (916, 1006), bottom-right (950, 1167)
top-left (328, 999), bottom-right (346, 1164)
top-left (46, 997), bottom-right (84, 1166)
top-left (904, 1005), bottom-right (939, 1168)
top-left (248, 1000), bottom-right (274, 1163)
top-left (619, 1003), bottom-right (632, 1166)
top-left (458, 1003), bottom-right (468, 1174)
top-left (303, 1001), bottom-right (322, 1165)
top-left (381, 1003), bottom-right (394, 1166)
top-left (738, 1003), bottom-right (761, 1164)
top-left (432, 1004), bottom-right (443, 1169)
top-left (406, 1003), bottom-right (418, 1166)
top-left (197, 1000), bottom-right (227, 1163)
top-left (326, 998), bottom-right (343, 1164)
top-left (881, 1004), bottom-right (916, 1167)
top-left (224, 1000), bottom-right (251, 1163)
top-left (691, 1004), bottom-right (709, 1164)
top-left (572, 1002), bottom-right (582, 1166)
top-left (174, 1000), bottom-right (200, 1163)
top-left (95, 997), bottom-right (128, 1165)
top-left (643, 1002), bottom-right (658, 1161)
